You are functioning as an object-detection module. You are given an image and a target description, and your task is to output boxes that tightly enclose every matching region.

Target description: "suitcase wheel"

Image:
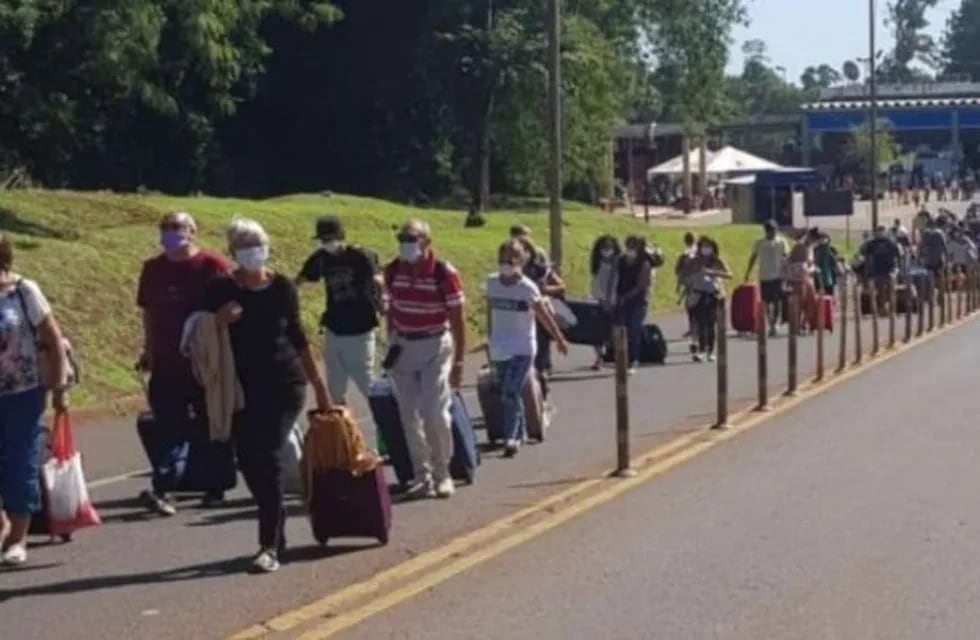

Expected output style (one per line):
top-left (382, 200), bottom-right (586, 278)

top-left (60, 534), bottom-right (72, 543)
top-left (316, 536), bottom-right (328, 547)
top-left (377, 533), bottom-right (389, 546)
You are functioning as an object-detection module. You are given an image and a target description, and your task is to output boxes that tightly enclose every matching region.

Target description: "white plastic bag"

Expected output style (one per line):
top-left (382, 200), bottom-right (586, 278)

top-left (41, 412), bottom-right (101, 535)
top-left (281, 422), bottom-right (305, 495)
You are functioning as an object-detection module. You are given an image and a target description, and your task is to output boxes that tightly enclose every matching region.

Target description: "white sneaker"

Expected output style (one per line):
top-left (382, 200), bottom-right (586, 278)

top-left (2, 542), bottom-right (27, 567)
top-left (251, 549), bottom-right (279, 574)
top-left (693, 353), bottom-right (704, 363)
top-left (502, 439), bottom-right (520, 458)
top-left (435, 477), bottom-right (456, 499)
top-left (707, 353), bottom-right (717, 362)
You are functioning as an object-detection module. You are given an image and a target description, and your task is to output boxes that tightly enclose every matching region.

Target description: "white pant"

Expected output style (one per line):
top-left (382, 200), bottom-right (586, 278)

top-left (323, 329), bottom-right (376, 405)
top-left (388, 333), bottom-right (454, 483)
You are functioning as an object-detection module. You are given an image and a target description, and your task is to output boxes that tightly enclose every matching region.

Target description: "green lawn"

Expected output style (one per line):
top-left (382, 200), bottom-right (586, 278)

top-left (0, 190), bottom-right (761, 405)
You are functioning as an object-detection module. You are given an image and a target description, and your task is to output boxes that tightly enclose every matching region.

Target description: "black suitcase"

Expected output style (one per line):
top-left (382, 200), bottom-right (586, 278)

top-left (476, 366), bottom-right (547, 443)
top-left (562, 299), bottom-right (611, 346)
top-left (368, 378), bottom-right (478, 486)
top-left (135, 409), bottom-right (237, 494)
top-left (639, 324), bottom-right (667, 365)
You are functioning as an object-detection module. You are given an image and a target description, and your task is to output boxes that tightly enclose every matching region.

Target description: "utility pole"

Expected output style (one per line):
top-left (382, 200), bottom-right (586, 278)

top-left (547, 0), bottom-right (563, 270)
top-left (869, 0), bottom-right (879, 230)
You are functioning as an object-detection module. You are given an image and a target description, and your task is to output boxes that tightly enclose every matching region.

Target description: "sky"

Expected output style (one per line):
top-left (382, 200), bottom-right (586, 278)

top-left (727, 0), bottom-right (962, 83)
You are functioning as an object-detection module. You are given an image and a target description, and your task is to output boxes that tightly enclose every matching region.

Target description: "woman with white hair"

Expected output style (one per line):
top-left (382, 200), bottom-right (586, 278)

top-left (205, 217), bottom-right (331, 573)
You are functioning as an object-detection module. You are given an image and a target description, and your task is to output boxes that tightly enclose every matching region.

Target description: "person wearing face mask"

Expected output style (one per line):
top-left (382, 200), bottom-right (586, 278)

top-left (296, 216), bottom-right (381, 407)
top-left (744, 220), bottom-right (788, 337)
top-left (615, 235), bottom-right (654, 374)
top-left (675, 232), bottom-right (697, 339)
top-left (382, 220), bottom-right (467, 500)
top-left (588, 235), bottom-right (620, 370)
top-left (486, 240), bottom-right (569, 457)
top-left (136, 211), bottom-right (231, 516)
top-left (685, 236), bottom-right (731, 362)
top-left (204, 218), bottom-right (331, 573)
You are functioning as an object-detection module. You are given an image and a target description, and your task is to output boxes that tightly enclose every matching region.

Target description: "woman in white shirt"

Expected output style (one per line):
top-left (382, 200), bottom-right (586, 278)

top-left (486, 240), bottom-right (568, 457)
top-left (588, 235), bottom-right (619, 370)
top-left (0, 232), bottom-right (69, 567)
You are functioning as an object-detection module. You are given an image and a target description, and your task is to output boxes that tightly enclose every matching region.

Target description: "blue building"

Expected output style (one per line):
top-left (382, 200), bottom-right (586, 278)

top-left (801, 81), bottom-right (980, 175)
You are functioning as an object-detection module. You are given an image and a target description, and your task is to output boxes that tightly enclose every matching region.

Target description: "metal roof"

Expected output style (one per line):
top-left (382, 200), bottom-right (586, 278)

top-left (803, 97), bottom-right (980, 111)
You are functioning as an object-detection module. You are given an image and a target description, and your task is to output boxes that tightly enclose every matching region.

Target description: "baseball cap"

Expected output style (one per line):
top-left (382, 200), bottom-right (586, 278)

top-left (314, 216), bottom-right (344, 240)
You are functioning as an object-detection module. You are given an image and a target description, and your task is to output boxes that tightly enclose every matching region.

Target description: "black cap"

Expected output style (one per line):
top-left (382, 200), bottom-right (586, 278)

top-left (763, 220), bottom-right (776, 232)
top-left (510, 224), bottom-right (531, 238)
top-left (314, 216), bottom-right (344, 240)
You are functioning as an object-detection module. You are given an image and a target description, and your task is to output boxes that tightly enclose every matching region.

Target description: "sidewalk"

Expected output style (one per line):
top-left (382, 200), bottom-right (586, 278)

top-left (4, 304), bottom-right (908, 639)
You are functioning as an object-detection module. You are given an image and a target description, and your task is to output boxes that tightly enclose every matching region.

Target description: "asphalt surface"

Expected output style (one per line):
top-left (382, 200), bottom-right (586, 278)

top-left (0, 302), bottom-right (923, 639)
top-left (345, 311), bottom-right (980, 640)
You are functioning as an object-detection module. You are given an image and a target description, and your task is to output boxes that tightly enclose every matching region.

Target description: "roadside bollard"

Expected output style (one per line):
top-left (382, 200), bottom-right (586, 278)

top-left (946, 269), bottom-right (954, 323)
top-left (939, 270), bottom-right (947, 328)
top-left (714, 298), bottom-right (729, 429)
top-left (957, 270), bottom-right (964, 320)
top-left (888, 277), bottom-right (897, 349)
top-left (869, 280), bottom-right (880, 356)
top-left (904, 279), bottom-right (913, 344)
top-left (756, 297), bottom-right (770, 411)
top-left (838, 275), bottom-right (849, 372)
top-left (917, 276), bottom-right (925, 337)
top-left (928, 273), bottom-right (936, 332)
top-left (786, 293), bottom-right (798, 396)
top-left (611, 326), bottom-right (635, 478)
top-left (815, 287), bottom-right (825, 382)
top-left (853, 281), bottom-right (863, 364)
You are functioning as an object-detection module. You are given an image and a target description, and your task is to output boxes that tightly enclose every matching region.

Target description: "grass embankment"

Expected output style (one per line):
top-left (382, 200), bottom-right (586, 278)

top-left (0, 190), bottom-right (759, 405)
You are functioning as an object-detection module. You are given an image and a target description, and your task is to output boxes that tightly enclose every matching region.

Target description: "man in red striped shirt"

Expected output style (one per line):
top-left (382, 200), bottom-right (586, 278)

top-left (383, 220), bottom-right (466, 499)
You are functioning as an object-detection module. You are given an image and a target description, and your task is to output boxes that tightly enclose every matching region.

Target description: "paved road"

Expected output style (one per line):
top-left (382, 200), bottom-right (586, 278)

top-left (344, 313), bottom-right (980, 640)
top-left (0, 303), bottom-right (916, 639)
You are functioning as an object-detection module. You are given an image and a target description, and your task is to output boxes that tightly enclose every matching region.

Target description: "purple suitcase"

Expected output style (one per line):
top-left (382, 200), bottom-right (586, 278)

top-left (308, 466), bottom-right (392, 546)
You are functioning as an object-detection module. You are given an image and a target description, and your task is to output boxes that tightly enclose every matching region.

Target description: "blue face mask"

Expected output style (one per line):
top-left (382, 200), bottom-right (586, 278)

top-left (160, 230), bottom-right (188, 251)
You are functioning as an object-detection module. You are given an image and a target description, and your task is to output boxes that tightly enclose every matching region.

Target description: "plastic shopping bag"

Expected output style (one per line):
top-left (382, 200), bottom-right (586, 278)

top-left (41, 411), bottom-right (101, 536)
top-left (281, 421), bottom-right (305, 496)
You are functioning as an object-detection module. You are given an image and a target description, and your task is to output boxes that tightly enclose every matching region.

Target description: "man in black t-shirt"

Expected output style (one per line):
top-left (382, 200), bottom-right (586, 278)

top-left (296, 216), bottom-right (381, 405)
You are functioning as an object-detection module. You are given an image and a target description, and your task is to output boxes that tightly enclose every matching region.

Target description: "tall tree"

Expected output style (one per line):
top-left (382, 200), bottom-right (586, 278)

top-left (880, 0), bottom-right (940, 82)
top-left (800, 64), bottom-right (843, 93)
top-left (943, 0), bottom-right (980, 81)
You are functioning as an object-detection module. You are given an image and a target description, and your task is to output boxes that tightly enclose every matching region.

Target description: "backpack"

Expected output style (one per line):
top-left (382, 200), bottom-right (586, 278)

top-left (14, 280), bottom-right (79, 391)
top-left (646, 245), bottom-right (666, 269)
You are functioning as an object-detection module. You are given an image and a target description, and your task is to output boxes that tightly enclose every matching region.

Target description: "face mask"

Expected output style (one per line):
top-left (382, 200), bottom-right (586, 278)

top-left (322, 240), bottom-right (342, 254)
top-left (235, 246), bottom-right (268, 272)
top-left (399, 242), bottom-right (422, 262)
top-left (600, 248), bottom-right (614, 259)
top-left (161, 230), bottom-right (188, 252)
top-left (625, 250), bottom-right (638, 261)
top-left (499, 264), bottom-right (519, 277)
top-left (700, 247), bottom-right (713, 257)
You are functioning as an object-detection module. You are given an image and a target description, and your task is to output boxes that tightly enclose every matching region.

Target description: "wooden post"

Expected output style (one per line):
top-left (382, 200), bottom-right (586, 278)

top-left (756, 297), bottom-right (769, 411)
top-left (786, 293), bottom-right (798, 396)
top-left (612, 326), bottom-right (635, 477)
top-left (714, 298), bottom-right (729, 429)
top-left (928, 273), bottom-right (936, 332)
top-left (869, 280), bottom-right (880, 356)
top-left (838, 275), bottom-right (849, 372)
top-left (854, 280), bottom-right (863, 364)
top-left (917, 275), bottom-right (925, 337)
top-left (957, 270), bottom-right (964, 319)
top-left (939, 270), bottom-right (947, 328)
top-left (888, 277), bottom-right (897, 349)
top-left (904, 278), bottom-right (913, 344)
top-left (815, 287), bottom-right (825, 382)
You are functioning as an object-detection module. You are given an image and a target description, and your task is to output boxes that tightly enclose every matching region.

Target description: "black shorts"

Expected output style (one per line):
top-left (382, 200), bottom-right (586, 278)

top-left (760, 279), bottom-right (784, 304)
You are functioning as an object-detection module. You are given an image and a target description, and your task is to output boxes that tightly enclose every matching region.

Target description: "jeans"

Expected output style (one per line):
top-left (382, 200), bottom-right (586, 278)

top-left (234, 384), bottom-right (305, 551)
top-left (492, 355), bottom-right (534, 442)
top-left (616, 298), bottom-right (648, 366)
top-left (323, 329), bottom-right (375, 405)
top-left (389, 333), bottom-right (454, 484)
top-left (0, 388), bottom-right (45, 515)
top-left (692, 295), bottom-right (719, 354)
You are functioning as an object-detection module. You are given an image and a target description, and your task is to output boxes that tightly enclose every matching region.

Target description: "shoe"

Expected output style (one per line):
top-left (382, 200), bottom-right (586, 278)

top-left (200, 491), bottom-right (225, 509)
top-left (693, 353), bottom-right (704, 363)
top-left (403, 480), bottom-right (435, 501)
top-left (140, 490), bottom-right (177, 517)
top-left (627, 367), bottom-right (638, 376)
top-left (590, 362), bottom-right (601, 371)
top-left (1, 542), bottom-right (27, 567)
top-left (707, 353), bottom-right (717, 362)
top-left (502, 439), bottom-right (520, 458)
top-left (251, 549), bottom-right (280, 574)
top-left (435, 477), bottom-right (456, 499)
top-left (768, 327), bottom-right (778, 338)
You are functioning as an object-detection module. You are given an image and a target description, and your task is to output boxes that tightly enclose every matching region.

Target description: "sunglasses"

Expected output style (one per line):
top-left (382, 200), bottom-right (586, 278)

top-left (396, 233), bottom-right (422, 243)
top-left (160, 222), bottom-right (187, 232)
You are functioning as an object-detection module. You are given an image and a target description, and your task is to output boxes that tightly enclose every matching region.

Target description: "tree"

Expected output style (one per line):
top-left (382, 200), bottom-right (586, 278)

top-left (880, 0), bottom-right (940, 82)
top-left (840, 125), bottom-right (899, 190)
top-left (800, 64), bottom-right (843, 92)
top-left (943, 0), bottom-right (980, 81)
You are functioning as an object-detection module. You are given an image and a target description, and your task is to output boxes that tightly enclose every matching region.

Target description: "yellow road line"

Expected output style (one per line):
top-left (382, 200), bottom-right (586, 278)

top-left (232, 314), bottom-right (975, 640)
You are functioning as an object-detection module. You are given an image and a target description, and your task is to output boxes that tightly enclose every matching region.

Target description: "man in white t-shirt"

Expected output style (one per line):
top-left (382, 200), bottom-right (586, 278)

top-left (486, 240), bottom-right (568, 457)
top-left (744, 220), bottom-right (789, 336)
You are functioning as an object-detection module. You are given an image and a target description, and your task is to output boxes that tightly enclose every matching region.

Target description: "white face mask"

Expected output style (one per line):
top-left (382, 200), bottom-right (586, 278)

top-left (600, 248), bottom-right (614, 259)
top-left (700, 247), bottom-right (713, 257)
top-left (235, 246), bottom-right (268, 272)
top-left (322, 240), bottom-right (342, 254)
top-left (625, 249), bottom-right (638, 261)
top-left (499, 264), bottom-right (519, 277)
top-left (399, 242), bottom-right (422, 262)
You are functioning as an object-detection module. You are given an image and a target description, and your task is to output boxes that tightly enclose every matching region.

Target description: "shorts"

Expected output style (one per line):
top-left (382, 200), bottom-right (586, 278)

top-left (760, 279), bottom-right (784, 304)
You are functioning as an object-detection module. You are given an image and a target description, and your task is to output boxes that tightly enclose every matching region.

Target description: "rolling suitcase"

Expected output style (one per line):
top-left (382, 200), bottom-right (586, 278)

top-left (638, 324), bottom-right (667, 365)
top-left (895, 284), bottom-right (919, 313)
top-left (562, 299), bottom-right (611, 346)
top-left (811, 295), bottom-right (835, 332)
top-left (135, 408), bottom-right (237, 494)
top-left (308, 466), bottom-right (391, 546)
top-left (477, 366), bottom-right (547, 443)
top-left (731, 283), bottom-right (760, 334)
top-left (368, 378), bottom-right (478, 485)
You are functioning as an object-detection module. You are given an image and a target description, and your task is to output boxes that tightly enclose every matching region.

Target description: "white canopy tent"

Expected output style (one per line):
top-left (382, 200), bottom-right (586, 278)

top-left (647, 145), bottom-right (781, 178)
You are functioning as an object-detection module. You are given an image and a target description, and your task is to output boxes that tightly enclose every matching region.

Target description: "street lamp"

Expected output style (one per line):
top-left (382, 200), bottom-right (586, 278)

top-left (547, 0), bottom-right (563, 269)
top-left (869, 0), bottom-right (879, 229)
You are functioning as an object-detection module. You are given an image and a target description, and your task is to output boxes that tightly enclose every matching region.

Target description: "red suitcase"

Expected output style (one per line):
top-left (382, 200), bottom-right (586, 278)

top-left (308, 466), bottom-right (392, 546)
top-left (812, 295), bottom-right (834, 332)
top-left (730, 283), bottom-right (761, 333)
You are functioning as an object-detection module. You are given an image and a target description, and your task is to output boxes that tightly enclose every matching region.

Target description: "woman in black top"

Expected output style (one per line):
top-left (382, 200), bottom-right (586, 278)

top-left (206, 217), bottom-right (331, 574)
top-left (615, 235), bottom-right (653, 372)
